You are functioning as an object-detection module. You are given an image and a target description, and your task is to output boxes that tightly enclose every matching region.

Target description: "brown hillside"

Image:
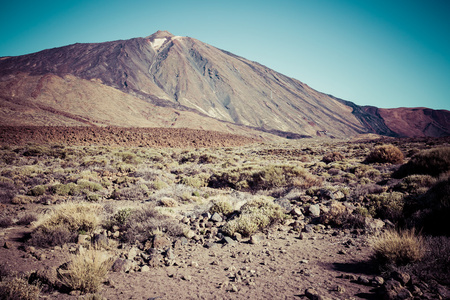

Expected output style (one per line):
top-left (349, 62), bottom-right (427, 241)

top-left (0, 126), bottom-right (259, 147)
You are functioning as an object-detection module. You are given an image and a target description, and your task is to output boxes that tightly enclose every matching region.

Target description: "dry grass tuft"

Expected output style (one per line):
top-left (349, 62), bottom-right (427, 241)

top-left (58, 248), bottom-right (113, 294)
top-left (371, 229), bottom-right (424, 267)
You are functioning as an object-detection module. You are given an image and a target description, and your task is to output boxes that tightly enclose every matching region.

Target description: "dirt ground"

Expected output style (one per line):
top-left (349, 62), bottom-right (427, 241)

top-left (0, 201), bottom-right (378, 300)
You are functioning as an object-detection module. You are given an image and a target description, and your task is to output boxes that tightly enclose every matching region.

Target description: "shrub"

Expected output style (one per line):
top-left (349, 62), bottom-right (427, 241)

top-left (408, 236), bottom-right (450, 286)
top-left (27, 185), bottom-right (47, 196)
top-left (180, 175), bottom-right (207, 188)
top-left (322, 152), bottom-right (344, 164)
top-left (120, 205), bottom-right (184, 243)
top-left (209, 198), bottom-right (234, 215)
top-left (0, 276), bottom-right (40, 300)
top-left (0, 216), bottom-right (13, 228)
top-left (209, 165), bottom-right (321, 191)
top-left (159, 197), bottom-right (178, 207)
top-left (57, 248), bottom-right (113, 294)
top-left (76, 180), bottom-right (103, 193)
top-left (30, 202), bottom-right (102, 247)
top-left (404, 178), bottom-right (450, 236)
top-left (365, 144), bottom-right (404, 164)
top-left (394, 147), bottom-right (450, 178)
top-left (113, 208), bottom-right (132, 225)
top-left (367, 192), bottom-right (404, 222)
top-left (371, 229), bottom-right (424, 267)
top-left (16, 213), bottom-right (38, 226)
top-left (111, 186), bottom-right (149, 200)
top-left (153, 180), bottom-right (168, 190)
top-left (29, 226), bottom-right (78, 248)
top-left (395, 174), bottom-right (437, 195)
top-left (222, 197), bottom-right (286, 237)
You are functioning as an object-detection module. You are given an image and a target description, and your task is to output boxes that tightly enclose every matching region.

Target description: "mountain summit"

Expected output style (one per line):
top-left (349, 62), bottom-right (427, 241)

top-left (0, 31), bottom-right (449, 138)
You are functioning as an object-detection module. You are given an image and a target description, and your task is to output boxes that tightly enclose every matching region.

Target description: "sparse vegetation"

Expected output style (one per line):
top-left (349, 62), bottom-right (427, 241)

top-left (0, 135), bottom-right (449, 299)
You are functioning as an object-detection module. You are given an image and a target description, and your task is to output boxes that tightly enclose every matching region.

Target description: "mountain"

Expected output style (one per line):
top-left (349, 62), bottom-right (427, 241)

top-left (0, 30), bottom-right (449, 138)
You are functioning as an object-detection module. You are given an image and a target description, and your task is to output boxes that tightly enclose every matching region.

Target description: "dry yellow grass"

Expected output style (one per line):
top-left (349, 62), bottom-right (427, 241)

top-left (36, 202), bottom-right (102, 233)
top-left (371, 229), bottom-right (424, 266)
top-left (58, 248), bottom-right (113, 293)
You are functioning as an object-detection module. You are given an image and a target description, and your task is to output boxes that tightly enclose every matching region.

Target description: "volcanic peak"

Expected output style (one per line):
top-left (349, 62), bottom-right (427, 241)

top-left (146, 30), bottom-right (175, 41)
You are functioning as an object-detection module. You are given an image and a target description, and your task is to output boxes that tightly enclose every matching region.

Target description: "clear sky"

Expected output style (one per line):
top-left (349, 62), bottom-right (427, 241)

top-left (1, 0), bottom-right (449, 110)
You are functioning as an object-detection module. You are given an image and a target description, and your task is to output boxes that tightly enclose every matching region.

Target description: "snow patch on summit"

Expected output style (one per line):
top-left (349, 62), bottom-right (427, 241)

top-left (151, 38), bottom-right (166, 50)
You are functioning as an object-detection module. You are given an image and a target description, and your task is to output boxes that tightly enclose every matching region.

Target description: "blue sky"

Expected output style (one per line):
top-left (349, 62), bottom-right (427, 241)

top-left (1, 0), bottom-right (449, 110)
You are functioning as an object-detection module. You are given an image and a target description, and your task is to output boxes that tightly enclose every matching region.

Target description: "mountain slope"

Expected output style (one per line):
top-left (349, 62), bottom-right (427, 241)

top-left (0, 30), bottom-right (449, 138)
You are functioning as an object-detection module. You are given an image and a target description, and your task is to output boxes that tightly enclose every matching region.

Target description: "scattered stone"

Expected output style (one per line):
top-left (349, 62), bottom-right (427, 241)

top-left (357, 275), bottom-right (370, 285)
top-left (105, 257), bottom-right (130, 273)
top-left (127, 246), bottom-right (139, 260)
top-left (165, 247), bottom-right (175, 260)
top-left (381, 279), bottom-right (403, 300)
top-left (303, 224), bottom-right (314, 233)
top-left (300, 259), bottom-right (309, 264)
top-left (141, 265), bottom-right (150, 272)
top-left (204, 242), bottom-right (218, 249)
top-left (77, 234), bottom-right (89, 244)
top-left (392, 271), bottom-right (410, 286)
top-left (290, 207), bottom-right (303, 217)
top-left (335, 285), bottom-right (345, 293)
top-left (189, 261), bottom-right (199, 268)
top-left (342, 274), bottom-right (357, 281)
top-left (372, 276), bottom-right (385, 286)
top-left (397, 288), bottom-right (413, 299)
top-left (230, 284), bottom-right (238, 292)
top-left (184, 230), bottom-right (196, 239)
top-left (305, 288), bottom-right (323, 300)
top-left (223, 236), bottom-right (235, 245)
top-left (309, 204), bottom-right (320, 217)
top-left (182, 274), bottom-right (192, 281)
top-left (3, 241), bottom-right (13, 249)
top-left (234, 232), bottom-right (243, 242)
top-left (210, 212), bottom-right (223, 222)
top-left (250, 234), bottom-right (265, 245)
